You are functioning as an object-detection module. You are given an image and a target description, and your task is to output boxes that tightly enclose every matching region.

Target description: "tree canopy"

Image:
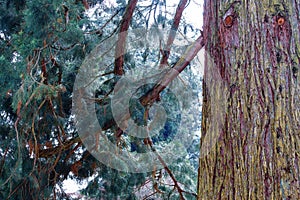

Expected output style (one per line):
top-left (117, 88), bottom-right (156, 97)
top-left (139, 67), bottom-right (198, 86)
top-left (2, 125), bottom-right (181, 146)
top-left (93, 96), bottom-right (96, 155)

top-left (0, 0), bottom-right (203, 199)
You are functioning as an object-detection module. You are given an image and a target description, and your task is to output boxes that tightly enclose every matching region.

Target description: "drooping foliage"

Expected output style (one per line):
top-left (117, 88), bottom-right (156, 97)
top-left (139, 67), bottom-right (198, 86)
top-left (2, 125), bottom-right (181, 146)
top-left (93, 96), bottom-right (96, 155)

top-left (0, 0), bottom-right (203, 199)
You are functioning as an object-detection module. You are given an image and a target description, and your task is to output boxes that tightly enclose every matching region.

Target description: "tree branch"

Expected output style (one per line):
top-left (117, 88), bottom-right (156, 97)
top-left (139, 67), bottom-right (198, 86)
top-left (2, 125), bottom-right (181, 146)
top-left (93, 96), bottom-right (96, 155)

top-left (114, 0), bottom-right (138, 75)
top-left (140, 34), bottom-right (204, 106)
top-left (38, 137), bottom-right (82, 158)
top-left (154, 150), bottom-right (185, 199)
top-left (100, 34), bottom-right (204, 131)
top-left (160, 0), bottom-right (189, 67)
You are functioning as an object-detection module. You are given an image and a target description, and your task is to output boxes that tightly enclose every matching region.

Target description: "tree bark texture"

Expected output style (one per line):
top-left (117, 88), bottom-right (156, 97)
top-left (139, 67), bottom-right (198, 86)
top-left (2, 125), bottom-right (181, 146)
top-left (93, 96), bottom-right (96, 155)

top-left (114, 0), bottom-right (138, 75)
top-left (198, 0), bottom-right (300, 199)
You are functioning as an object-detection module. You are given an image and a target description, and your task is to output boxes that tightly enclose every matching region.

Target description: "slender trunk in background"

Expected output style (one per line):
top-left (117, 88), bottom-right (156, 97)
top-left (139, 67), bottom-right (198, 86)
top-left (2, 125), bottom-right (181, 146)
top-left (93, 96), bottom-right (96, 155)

top-left (198, 0), bottom-right (300, 199)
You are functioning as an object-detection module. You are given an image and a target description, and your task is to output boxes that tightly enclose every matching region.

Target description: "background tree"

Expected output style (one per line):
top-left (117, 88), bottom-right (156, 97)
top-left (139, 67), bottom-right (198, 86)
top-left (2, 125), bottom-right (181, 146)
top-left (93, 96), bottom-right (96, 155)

top-left (198, 0), bottom-right (300, 199)
top-left (0, 0), bottom-right (203, 199)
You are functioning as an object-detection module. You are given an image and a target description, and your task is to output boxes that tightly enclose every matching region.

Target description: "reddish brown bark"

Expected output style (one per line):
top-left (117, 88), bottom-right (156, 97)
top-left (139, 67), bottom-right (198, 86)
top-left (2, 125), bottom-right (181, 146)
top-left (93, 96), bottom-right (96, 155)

top-left (99, 34), bottom-right (204, 135)
top-left (159, 0), bottom-right (188, 68)
top-left (198, 0), bottom-right (300, 199)
top-left (82, 0), bottom-right (89, 10)
top-left (140, 35), bottom-right (204, 106)
top-left (114, 0), bottom-right (138, 75)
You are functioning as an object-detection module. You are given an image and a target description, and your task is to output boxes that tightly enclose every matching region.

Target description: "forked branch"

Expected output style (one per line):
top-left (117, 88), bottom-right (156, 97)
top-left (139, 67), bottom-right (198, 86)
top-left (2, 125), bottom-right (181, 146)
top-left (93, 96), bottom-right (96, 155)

top-left (140, 34), bottom-right (204, 106)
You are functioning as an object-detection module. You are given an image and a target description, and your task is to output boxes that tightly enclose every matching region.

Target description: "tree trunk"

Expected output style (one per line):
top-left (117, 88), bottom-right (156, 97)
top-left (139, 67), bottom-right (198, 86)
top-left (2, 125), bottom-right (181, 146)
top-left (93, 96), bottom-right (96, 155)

top-left (198, 0), bottom-right (300, 199)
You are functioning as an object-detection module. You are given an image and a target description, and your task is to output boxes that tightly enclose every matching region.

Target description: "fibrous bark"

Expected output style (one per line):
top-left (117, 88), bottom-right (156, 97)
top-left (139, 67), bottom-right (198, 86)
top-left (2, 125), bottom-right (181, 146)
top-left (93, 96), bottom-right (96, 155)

top-left (198, 0), bottom-right (300, 199)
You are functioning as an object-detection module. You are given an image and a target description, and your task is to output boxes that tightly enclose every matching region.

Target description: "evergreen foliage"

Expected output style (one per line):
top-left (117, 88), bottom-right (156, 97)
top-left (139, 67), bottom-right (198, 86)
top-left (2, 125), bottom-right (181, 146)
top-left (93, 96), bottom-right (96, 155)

top-left (0, 0), bottom-right (202, 199)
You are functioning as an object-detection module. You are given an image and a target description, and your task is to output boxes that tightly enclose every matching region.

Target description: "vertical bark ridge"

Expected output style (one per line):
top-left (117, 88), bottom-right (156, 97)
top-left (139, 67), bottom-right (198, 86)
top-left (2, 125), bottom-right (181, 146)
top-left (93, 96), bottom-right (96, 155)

top-left (198, 0), bottom-right (300, 199)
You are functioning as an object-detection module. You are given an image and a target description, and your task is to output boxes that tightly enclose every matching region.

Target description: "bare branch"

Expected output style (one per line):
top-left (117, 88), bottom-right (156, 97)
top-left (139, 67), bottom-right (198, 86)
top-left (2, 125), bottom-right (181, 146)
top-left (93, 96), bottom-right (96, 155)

top-left (160, 0), bottom-right (189, 68)
top-left (154, 151), bottom-right (185, 199)
top-left (140, 34), bottom-right (204, 106)
top-left (100, 34), bottom-right (204, 132)
top-left (39, 137), bottom-right (82, 158)
top-left (114, 0), bottom-right (138, 75)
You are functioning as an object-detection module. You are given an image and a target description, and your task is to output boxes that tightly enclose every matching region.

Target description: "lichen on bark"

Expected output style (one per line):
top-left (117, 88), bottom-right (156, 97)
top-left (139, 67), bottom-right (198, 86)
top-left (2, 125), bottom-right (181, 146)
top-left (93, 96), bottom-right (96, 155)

top-left (198, 0), bottom-right (300, 199)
